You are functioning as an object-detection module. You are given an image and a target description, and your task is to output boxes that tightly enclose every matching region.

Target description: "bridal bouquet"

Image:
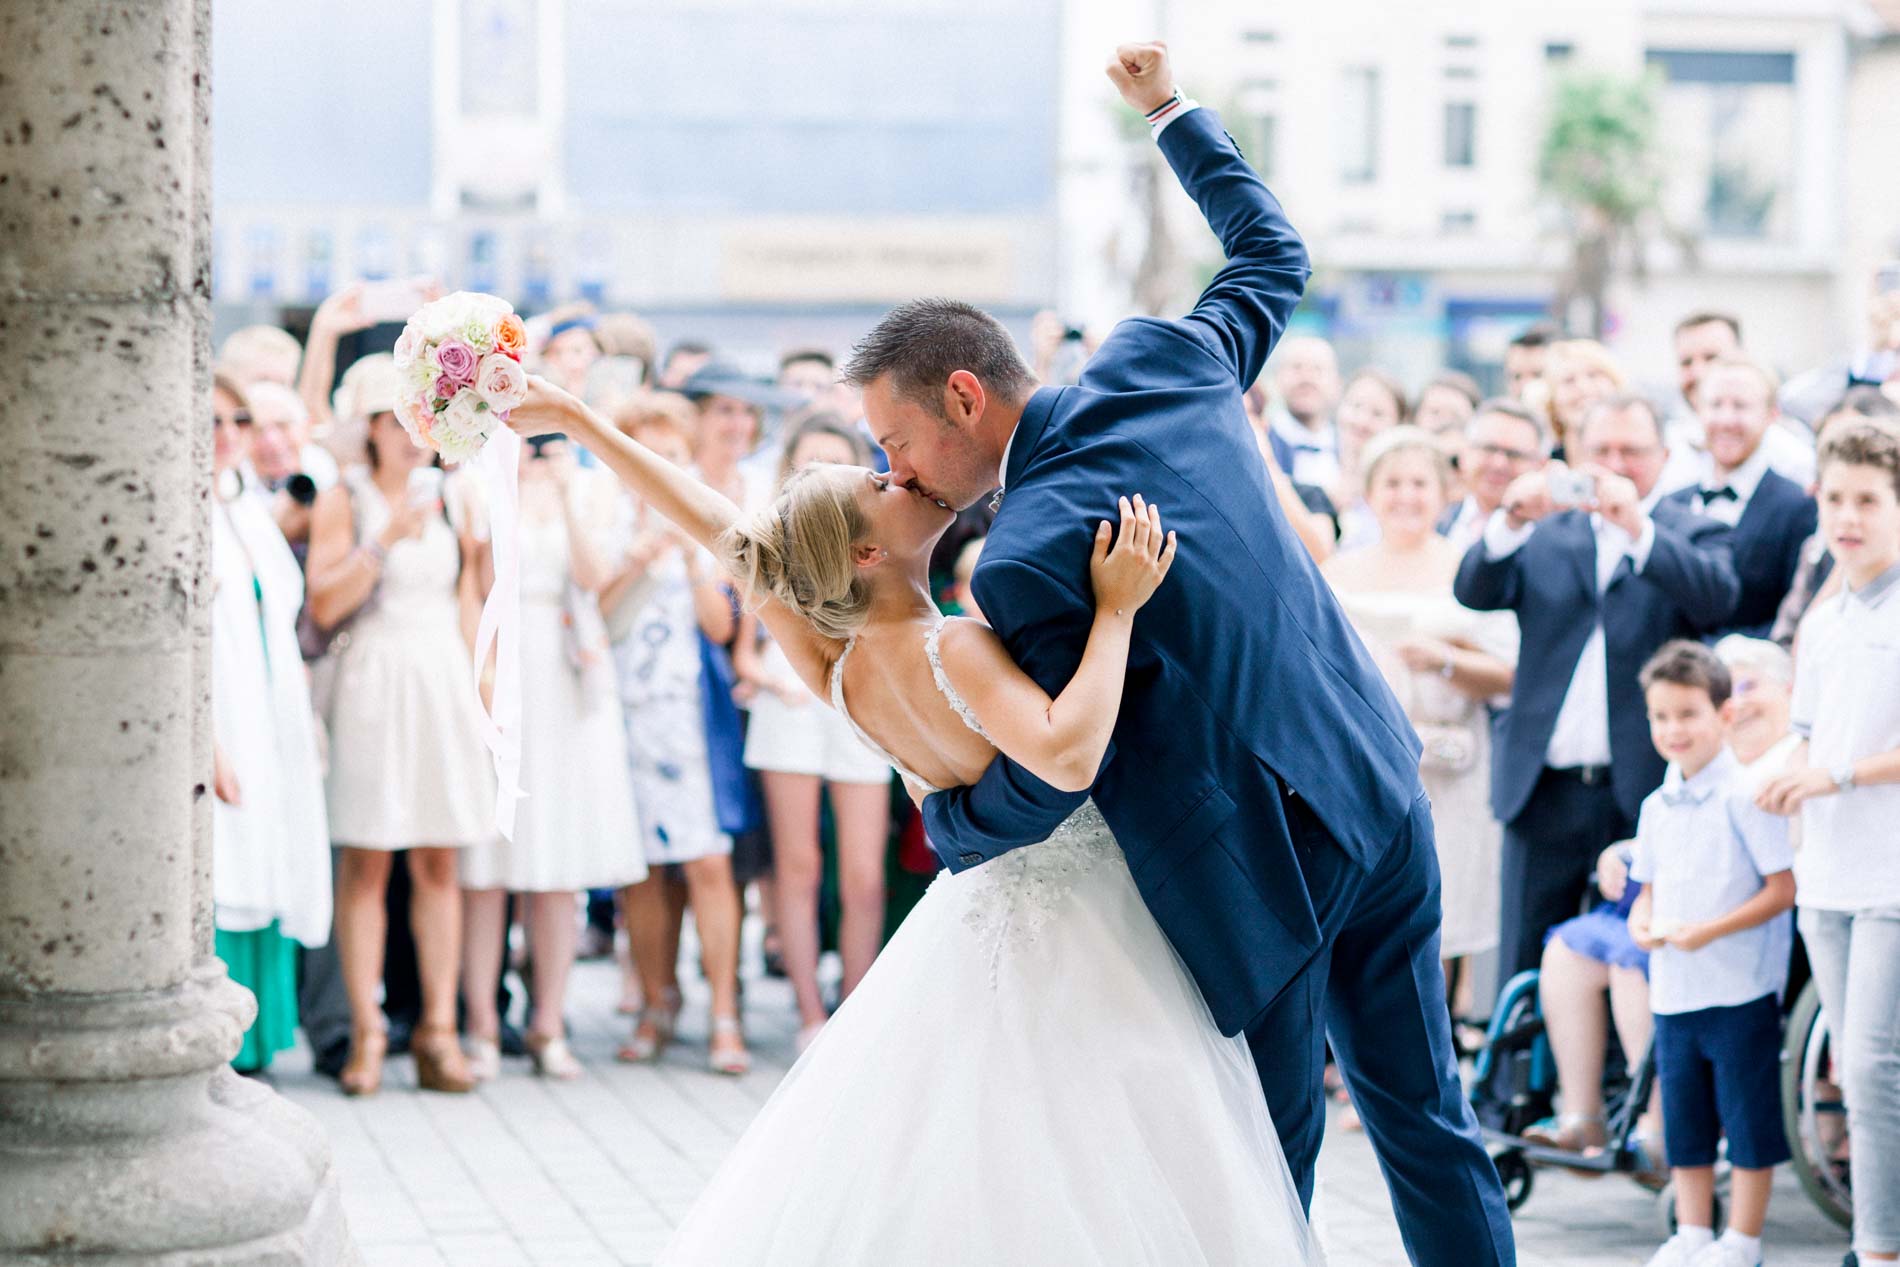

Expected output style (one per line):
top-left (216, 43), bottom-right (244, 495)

top-left (391, 292), bottom-right (530, 464)
top-left (390, 290), bottom-right (529, 837)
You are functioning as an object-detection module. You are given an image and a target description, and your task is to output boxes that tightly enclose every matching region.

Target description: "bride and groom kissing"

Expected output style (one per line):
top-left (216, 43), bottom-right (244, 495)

top-left (507, 40), bottom-right (1516, 1267)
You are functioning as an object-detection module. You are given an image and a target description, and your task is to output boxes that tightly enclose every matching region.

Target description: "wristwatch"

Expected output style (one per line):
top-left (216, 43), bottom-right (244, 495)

top-left (1831, 763), bottom-right (1857, 792)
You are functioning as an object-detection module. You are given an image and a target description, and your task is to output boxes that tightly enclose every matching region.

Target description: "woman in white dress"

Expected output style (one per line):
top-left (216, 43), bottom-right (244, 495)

top-left (209, 376), bottom-right (333, 1073)
top-left (734, 415), bottom-right (894, 1052)
top-left (1323, 427), bottom-right (1513, 987)
top-left (506, 376), bottom-right (1323, 1266)
top-left (305, 410), bottom-right (492, 1096)
top-left (458, 434), bottom-right (648, 1081)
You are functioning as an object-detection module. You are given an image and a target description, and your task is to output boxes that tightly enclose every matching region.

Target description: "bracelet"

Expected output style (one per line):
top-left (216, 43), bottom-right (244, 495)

top-left (1439, 654), bottom-right (1456, 680)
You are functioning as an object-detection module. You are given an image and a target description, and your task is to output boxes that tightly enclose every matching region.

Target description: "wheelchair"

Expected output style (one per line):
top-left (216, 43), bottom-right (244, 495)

top-left (1472, 967), bottom-right (1852, 1235)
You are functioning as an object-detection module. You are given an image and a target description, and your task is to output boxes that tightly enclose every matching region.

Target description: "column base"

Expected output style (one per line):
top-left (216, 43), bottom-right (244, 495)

top-left (0, 964), bottom-right (357, 1265)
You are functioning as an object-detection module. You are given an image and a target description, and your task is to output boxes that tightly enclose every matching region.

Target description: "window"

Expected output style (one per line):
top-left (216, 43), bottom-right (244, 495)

top-left (1340, 67), bottom-right (1380, 184)
top-left (1646, 48), bottom-right (1796, 241)
top-left (1238, 82), bottom-right (1278, 184)
top-left (1441, 209), bottom-right (1478, 234)
top-left (1444, 101), bottom-right (1476, 168)
top-left (1545, 42), bottom-right (1575, 62)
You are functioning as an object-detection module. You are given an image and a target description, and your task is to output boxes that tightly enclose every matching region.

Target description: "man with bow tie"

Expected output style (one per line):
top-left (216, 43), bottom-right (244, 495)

top-left (1661, 355), bottom-right (1817, 640)
top-left (1455, 394), bottom-right (1741, 981)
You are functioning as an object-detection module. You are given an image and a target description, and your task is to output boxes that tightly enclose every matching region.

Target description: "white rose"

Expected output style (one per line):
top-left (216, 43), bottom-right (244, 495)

top-left (433, 388), bottom-right (494, 463)
top-left (474, 352), bottom-right (527, 412)
top-left (392, 324), bottom-right (425, 370)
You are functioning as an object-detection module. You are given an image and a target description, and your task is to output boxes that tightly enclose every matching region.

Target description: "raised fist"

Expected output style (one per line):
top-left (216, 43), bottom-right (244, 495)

top-left (1106, 42), bottom-right (1175, 115)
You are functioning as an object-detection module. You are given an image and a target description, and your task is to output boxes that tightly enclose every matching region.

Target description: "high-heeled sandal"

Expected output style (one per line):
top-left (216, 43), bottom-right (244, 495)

top-left (616, 1005), bottom-right (677, 1063)
top-left (527, 1032), bottom-right (584, 1081)
top-left (412, 1027), bottom-right (476, 1094)
top-left (708, 1015), bottom-right (750, 1077)
top-left (340, 1026), bottom-right (388, 1098)
top-left (465, 1034), bottom-right (502, 1083)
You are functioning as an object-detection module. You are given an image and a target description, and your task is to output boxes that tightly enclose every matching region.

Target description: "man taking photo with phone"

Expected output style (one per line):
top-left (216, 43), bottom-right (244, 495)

top-left (1453, 394), bottom-right (1743, 979)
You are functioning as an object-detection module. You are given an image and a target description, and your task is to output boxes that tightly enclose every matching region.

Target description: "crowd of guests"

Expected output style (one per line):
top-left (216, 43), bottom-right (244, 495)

top-left (207, 277), bottom-right (1900, 1265)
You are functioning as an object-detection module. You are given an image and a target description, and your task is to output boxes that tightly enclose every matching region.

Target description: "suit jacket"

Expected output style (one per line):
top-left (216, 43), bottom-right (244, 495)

top-left (1661, 468), bottom-right (1815, 640)
top-left (1453, 504), bottom-right (1740, 825)
top-left (922, 109), bottom-right (1422, 1036)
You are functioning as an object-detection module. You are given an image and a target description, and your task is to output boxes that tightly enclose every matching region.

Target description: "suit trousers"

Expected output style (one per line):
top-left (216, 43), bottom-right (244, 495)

top-left (1246, 785), bottom-right (1516, 1267)
top-left (1498, 768), bottom-right (1635, 984)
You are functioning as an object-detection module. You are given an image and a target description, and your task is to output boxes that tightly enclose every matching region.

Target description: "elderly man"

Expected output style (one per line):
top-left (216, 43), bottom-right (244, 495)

top-left (1455, 394), bottom-right (1741, 979)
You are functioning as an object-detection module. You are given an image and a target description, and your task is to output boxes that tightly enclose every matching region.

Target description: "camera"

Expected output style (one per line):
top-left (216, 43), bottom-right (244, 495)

top-left (284, 473), bottom-right (318, 507)
top-left (1547, 469), bottom-right (1597, 507)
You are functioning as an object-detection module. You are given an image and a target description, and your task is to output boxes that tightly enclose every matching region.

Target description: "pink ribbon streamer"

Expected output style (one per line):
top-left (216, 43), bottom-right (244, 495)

top-left (472, 427), bottom-right (525, 838)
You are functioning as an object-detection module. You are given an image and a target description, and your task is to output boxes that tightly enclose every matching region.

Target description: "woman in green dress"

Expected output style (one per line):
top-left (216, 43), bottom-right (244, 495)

top-left (211, 374), bottom-right (334, 1072)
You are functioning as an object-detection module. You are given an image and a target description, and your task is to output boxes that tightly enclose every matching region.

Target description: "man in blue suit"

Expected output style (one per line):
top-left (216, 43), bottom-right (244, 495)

top-left (1660, 356), bottom-right (1815, 639)
top-left (847, 42), bottom-right (1513, 1266)
top-left (1455, 395), bottom-right (1741, 981)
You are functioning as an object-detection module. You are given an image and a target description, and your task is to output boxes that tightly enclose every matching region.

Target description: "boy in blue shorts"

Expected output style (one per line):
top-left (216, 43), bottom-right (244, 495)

top-left (1630, 640), bottom-right (1797, 1267)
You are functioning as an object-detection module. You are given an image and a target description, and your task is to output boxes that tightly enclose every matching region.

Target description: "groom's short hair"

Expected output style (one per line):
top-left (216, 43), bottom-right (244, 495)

top-left (842, 298), bottom-right (1036, 408)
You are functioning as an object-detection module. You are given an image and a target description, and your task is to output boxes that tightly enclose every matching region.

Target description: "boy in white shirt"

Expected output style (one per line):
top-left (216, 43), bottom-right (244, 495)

top-left (1630, 640), bottom-right (1796, 1267)
top-left (1758, 420), bottom-right (1900, 1266)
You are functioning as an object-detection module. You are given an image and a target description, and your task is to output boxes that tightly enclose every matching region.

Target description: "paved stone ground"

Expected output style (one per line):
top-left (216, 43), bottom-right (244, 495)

top-left (276, 944), bottom-right (1851, 1266)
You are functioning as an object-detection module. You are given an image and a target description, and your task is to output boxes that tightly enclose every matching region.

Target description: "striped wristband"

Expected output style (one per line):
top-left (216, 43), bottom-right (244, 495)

top-left (1145, 89), bottom-right (1195, 135)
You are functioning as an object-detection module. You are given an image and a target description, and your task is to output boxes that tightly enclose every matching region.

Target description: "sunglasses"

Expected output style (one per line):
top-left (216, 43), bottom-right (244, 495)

top-left (212, 409), bottom-right (253, 430)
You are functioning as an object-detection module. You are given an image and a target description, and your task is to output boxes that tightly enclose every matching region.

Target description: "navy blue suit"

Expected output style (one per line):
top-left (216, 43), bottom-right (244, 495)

top-left (1454, 502), bottom-right (1740, 977)
top-left (1661, 468), bottom-right (1815, 640)
top-left (922, 109), bottom-right (1513, 1266)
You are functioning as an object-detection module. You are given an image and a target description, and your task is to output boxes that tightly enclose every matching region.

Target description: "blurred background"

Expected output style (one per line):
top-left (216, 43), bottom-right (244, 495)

top-left (211, 0), bottom-right (1900, 403)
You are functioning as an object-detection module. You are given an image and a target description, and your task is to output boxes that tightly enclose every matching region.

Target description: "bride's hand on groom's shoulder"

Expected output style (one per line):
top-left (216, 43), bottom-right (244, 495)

top-left (1106, 41), bottom-right (1175, 114)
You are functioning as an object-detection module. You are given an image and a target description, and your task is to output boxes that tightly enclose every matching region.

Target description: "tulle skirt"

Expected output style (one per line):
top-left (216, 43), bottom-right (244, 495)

top-left (661, 804), bottom-right (1324, 1266)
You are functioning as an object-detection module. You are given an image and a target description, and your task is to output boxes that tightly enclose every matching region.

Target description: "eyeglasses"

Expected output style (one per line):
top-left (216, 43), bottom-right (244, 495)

top-left (212, 409), bottom-right (253, 430)
top-left (1469, 442), bottom-right (1540, 464)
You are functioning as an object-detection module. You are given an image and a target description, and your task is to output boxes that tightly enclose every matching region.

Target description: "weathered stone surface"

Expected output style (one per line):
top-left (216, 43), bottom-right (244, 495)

top-left (0, 0), bottom-right (354, 1260)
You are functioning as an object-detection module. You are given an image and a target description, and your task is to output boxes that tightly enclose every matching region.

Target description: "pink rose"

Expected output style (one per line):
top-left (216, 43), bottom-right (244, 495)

top-left (432, 337), bottom-right (478, 385)
top-left (474, 351), bottom-right (527, 412)
top-left (433, 373), bottom-right (459, 401)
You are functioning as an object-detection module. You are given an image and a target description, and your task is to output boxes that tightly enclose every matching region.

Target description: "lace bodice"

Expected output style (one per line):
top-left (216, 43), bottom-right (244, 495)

top-left (829, 620), bottom-right (1119, 984)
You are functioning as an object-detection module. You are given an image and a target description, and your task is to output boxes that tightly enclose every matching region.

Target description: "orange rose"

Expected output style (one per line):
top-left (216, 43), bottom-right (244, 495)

top-left (495, 313), bottom-right (527, 358)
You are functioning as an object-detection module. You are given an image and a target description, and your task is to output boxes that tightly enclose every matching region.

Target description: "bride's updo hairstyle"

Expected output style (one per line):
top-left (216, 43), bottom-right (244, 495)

top-left (719, 464), bottom-right (873, 641)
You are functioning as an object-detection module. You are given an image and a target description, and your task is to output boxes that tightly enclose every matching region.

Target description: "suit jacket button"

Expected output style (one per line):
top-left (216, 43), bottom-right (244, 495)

top-left (959, 852), bottom-right (983, 866)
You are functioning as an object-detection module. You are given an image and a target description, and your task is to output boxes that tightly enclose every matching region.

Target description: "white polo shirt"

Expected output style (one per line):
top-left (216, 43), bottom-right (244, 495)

top-left (1630, 747), bottom-right (1795, 1015)
top-left (1790, 559), bottom-right (1900, 911)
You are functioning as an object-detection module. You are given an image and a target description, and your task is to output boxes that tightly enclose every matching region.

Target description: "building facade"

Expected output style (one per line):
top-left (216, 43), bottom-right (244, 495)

top-left (212, 0), bottom-right (1062, 362)
top-left (1061, 0), bottom-right (1899, 402)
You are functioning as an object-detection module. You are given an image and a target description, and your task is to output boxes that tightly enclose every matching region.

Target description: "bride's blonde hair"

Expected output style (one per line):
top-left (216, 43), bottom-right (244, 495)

top-left (718, 465), bottom-right (874, 641)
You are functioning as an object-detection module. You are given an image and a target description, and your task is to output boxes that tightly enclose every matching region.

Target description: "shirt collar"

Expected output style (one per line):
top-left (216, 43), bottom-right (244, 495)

top-left (1706, 442), bottom-right (1771, 504)
top-left (997, 423), bottom-right (1017, 491)
top-left (1845, 559), bottom-right (1900, 609)
top-left (1660, 746), bottom-right (1738, 807)
top-left (1270, 408), bottom-right (1334, 453)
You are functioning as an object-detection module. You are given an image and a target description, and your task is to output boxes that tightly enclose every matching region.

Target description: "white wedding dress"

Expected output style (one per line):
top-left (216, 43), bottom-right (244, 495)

top-left (660, 624), bottom-right (1323, 1266)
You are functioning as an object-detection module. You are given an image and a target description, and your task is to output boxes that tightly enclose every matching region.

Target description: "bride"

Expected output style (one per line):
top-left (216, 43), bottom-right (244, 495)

top-left (507, 379), bottom-right (1323, 1265)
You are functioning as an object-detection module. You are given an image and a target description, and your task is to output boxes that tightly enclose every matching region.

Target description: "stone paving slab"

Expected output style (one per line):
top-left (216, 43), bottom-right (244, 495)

top-left (276, 954), bottom-right (1851, 1266)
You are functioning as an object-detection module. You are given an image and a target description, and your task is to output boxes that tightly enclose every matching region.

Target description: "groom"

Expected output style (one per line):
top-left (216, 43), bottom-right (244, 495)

top-left (848, 43), bottom-right (1514, 1265)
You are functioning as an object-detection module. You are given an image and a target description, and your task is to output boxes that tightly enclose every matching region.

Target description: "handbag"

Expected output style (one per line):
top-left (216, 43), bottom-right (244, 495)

top-left (1414, 721), bottom-right (1477, 775)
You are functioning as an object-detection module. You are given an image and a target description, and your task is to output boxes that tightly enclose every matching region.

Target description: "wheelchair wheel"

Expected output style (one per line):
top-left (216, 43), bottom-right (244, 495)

top-left (1491, 1148), bottom-right (1533, 1211)
top-left (1658, 1183), bottom-right (1724, 1238)
top-left (1780, 979), bottom-right (1853, 1229)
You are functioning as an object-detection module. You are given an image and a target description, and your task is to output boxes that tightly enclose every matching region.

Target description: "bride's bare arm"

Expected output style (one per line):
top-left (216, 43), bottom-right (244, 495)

top-left (934, 497), bottom-right (1175, 793)
top-left (509, 375), bottom-right (840, 688)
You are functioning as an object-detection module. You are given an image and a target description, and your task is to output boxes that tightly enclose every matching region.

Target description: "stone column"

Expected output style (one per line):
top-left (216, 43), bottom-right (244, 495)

top-left (0, 2), bottom-right (353, 1262)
